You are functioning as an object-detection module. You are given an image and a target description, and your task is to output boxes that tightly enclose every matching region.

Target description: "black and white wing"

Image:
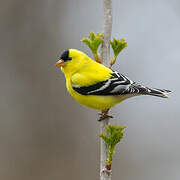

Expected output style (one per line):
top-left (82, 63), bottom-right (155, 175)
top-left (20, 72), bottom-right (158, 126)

top-left (72, 71), bottom-right (171, 98)
top-left (72, 71), bottom-right (137, 95)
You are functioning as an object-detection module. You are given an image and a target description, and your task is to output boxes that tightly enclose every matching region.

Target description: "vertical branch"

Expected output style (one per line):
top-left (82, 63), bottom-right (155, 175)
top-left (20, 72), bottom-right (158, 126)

top-left (100, 118), bottom-right (111, 180)
top-left (100, 0), bottom-right (112, 180)
top-left (101, 0), bottom-right (112, 67)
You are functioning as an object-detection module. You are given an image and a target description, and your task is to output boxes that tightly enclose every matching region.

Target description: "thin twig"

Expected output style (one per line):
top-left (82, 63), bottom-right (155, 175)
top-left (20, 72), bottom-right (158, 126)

top-left (101, 0), bottom-right (112, 67)
top-left (100, 0), bottom-right (112, 180)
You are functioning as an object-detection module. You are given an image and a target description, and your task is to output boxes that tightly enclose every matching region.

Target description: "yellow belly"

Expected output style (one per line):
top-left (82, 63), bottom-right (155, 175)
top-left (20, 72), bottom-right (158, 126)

top-left (66, 80), bottom-right (125, 110)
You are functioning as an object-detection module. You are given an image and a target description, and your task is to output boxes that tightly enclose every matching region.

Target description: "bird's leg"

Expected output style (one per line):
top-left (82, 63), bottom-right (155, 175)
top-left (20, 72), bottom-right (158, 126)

top-left (98, 109), bottom-right (113, 121)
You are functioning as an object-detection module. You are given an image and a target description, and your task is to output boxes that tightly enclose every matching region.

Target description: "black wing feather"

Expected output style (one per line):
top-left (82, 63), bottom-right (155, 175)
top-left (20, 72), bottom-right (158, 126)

top-left (72, 71), bottom-right (134, 95)
top-left (72, 71), bottom-right (171, 98)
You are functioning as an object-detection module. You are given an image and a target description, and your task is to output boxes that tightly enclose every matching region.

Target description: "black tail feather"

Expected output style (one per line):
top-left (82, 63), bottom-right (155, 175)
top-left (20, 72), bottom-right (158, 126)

top-left (146, 88), bottom-right (172, 98)
top-left (132, 84), bottom-right (172, 98)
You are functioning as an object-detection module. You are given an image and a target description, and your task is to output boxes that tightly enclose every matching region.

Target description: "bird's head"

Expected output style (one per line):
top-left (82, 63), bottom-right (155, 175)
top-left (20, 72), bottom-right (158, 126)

top-left (56, 49), bottom-right (89, 75)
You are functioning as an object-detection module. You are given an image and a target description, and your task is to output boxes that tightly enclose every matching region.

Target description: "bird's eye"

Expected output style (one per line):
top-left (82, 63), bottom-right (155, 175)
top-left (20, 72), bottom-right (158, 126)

top-left (60, 50), bottom-right (72, 62)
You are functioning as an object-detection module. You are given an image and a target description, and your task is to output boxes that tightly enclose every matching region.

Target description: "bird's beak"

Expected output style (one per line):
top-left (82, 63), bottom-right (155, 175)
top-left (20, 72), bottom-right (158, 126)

top-left (55, 59), bottom-right (65, 67)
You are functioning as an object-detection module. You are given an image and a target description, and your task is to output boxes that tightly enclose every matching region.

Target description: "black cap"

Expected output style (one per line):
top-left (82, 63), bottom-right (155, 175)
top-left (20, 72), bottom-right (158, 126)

top-left (60, 50), bottom-right (72, 62)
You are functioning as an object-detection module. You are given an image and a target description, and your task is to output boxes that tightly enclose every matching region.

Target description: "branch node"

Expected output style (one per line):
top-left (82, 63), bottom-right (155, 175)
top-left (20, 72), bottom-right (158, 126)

top-left (101, 168), bottom-right (112, 177)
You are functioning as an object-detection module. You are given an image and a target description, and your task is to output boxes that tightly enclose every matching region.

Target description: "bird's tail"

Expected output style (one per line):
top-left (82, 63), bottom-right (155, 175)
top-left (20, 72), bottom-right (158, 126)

top-left (133, 84), bottom-right (172, 98)
top-left (145, 88), bottom-right (171, 98)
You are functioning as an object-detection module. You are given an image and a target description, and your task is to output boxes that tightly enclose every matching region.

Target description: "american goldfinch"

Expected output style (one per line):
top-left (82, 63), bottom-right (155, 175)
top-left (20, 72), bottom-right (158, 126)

top-left (56, 49), bottom-right (171, 118)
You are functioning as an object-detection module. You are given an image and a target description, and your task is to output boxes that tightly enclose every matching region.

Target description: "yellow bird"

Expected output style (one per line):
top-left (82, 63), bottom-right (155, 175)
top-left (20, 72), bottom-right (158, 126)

top-left (56, 49), bottom-right (171, 119)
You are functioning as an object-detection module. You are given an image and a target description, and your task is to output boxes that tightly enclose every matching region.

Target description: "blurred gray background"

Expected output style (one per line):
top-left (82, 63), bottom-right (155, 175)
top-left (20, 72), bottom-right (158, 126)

top-left (0, 0), bottom-right (179, 180)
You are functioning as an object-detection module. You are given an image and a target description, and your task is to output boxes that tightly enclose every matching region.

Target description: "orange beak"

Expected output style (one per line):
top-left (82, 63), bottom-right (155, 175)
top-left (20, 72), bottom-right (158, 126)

top-left (55, 59), bottom-right (65, 67)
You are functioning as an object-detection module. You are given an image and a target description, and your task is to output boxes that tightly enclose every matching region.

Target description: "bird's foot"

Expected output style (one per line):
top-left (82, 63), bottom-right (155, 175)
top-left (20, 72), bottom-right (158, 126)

top-left (98, 109), bottom-right (113, 121)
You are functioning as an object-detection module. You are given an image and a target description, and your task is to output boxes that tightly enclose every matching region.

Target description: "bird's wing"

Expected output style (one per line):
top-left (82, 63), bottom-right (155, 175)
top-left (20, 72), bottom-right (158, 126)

top-left (71, 71), bottom-right (137, 95)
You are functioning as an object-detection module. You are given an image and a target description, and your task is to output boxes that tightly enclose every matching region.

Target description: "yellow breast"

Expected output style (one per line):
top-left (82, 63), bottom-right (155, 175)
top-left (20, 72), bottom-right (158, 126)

top-left (66, 79), bottom-right (121, 110)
